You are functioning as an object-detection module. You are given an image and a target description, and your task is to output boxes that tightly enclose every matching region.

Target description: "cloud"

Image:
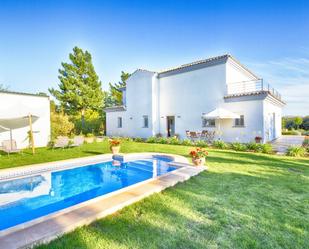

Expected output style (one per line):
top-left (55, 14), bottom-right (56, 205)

top-left (246, 56), bottom-right (309, 116)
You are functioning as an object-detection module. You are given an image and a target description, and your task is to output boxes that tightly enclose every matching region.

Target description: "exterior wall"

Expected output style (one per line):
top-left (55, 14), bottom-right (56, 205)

top-left (106, 70), bottom-right (155, 138)
top-left (225, 58), bottom-right (258, 84)
top-left (158, 63), bottom-right (226, 139)
top-left (0, 93), bottom-right (50, 149)
top-left (263, 96), bottom-right (283, 142)
top-left (221, 100), bottom-right (264, 143)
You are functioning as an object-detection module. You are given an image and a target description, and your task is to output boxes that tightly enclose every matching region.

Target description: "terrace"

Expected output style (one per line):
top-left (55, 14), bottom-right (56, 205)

top-left (226, 79), bottom-right (283, 102)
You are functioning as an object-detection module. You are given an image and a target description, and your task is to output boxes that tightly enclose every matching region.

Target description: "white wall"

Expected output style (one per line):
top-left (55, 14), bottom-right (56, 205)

top-left (263, 96), bottom-right (283, 142)
top-left (158, 63), bottom-right (226, 138)
top-left (106, 70), bottom-right (155, 138)
top-left (0, 93), bottom-right (50, 149)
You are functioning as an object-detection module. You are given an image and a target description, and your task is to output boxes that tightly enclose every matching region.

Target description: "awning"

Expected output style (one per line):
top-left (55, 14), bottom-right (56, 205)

top-left (0, 115), bottom-right (39, 131)
top-left (203, 108), bottom-right (240, 119)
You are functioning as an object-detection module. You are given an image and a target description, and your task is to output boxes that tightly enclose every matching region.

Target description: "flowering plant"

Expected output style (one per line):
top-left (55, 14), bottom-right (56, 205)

top-left (109, 139), bottom-right (121, 147)
top-left (189, 147), bottom-right (208, 159)
top-left (255, 136), bottom-right (262, 143)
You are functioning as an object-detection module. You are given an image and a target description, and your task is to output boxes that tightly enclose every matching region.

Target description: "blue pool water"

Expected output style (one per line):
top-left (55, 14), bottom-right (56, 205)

top-left (0, 156), bottom-right (176, 230)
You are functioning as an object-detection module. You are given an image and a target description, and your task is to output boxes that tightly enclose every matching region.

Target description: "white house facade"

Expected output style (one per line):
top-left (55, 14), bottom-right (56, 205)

top-left (105, 54), bottom-right (285, 143)
top-left (0, 91), bottom-right (51, 149)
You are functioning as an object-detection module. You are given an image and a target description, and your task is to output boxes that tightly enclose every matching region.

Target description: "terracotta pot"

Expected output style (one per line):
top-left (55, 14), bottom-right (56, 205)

top-left (255, 137), bottom-right (262, 143)
top-left (111, 146), bottom-right (120, 155)
top-left (96, 136), bottom-right (104, 142)
top-left (192, 157), bottom-right (205, 166)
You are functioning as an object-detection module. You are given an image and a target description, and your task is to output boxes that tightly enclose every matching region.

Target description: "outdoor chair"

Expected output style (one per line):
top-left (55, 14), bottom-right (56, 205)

top-left (1, 140), bottom-right (21, 155)
top-left (189, 131), bottom-right (199, 141)
top-left (70, 136), bottom-right (85, 147)
top-left (207, 131), bottom-right (216, 142)
top-left (53, 136), bottom-right (69, 149)
top-left (200, 130), bottom-right (208, 140)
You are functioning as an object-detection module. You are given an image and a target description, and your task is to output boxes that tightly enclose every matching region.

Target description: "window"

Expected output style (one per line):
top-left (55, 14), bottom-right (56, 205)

top-left (117, 117), bottom-right (122, 128)
top-left (202, 118), bottom-right (215, 127)
top-left (143, 115), bottom-right (149, 128)
top-left (234, 115), bottom-right (245, 127)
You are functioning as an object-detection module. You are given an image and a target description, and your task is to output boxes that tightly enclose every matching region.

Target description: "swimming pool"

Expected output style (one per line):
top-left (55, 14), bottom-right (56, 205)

top-left (0, 156), bottom-right (176, 231)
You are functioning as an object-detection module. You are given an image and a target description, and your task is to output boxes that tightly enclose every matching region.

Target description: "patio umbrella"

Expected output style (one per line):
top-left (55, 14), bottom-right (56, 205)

top-left (0, 114), bottom-right (39, 154)
top-left (202, 108), bottom-right (240, 140)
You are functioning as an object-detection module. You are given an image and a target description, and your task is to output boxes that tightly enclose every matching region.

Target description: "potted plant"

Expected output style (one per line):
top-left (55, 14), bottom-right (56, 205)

top-left (109, 139), bottom-right (121, 154)
top-left (189, 147), bottom-right (208, 166)
top-left (255, 136), bottom-right (262, 143)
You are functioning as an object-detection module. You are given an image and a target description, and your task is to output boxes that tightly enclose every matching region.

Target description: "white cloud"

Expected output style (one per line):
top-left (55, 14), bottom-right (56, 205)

top-left (246, 57), bottom-right (309, 116)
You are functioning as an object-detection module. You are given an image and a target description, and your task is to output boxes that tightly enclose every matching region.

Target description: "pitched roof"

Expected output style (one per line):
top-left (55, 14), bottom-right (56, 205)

top-left (158, 54), bottom-right (259, 78)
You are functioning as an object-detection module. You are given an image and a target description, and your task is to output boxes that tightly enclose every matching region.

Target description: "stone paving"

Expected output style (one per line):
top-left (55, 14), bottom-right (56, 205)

top-left (271, 135), bottom-right (305, 154)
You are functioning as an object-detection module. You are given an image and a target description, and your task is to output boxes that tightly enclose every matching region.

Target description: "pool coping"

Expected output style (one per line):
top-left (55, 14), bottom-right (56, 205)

top-left (0, 153), bottom-right (206, 249)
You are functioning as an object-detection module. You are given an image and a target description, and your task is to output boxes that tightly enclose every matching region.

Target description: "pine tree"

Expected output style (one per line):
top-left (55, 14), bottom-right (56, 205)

top-left (49, 46), bottom-right (104, 131)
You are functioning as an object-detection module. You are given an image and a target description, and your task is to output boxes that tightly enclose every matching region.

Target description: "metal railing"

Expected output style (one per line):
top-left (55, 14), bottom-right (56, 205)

top-left (226, 79), bottom-right (282, 101)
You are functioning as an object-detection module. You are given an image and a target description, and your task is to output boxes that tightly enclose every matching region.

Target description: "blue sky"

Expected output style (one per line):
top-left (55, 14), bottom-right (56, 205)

top-left (0, 0), bottom-right (308, 115)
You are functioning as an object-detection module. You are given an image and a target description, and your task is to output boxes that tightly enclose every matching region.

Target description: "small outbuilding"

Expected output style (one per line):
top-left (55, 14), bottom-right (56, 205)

top-left (0, 90), bottom-right (51, 149)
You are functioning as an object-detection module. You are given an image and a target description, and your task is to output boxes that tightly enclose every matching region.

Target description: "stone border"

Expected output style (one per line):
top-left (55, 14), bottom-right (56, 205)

top-left (0, 153), bottom-right (205, 249)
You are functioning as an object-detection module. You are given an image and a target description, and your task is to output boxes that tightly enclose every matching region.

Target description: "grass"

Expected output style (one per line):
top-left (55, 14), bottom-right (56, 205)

top-left (1, 141), bottom-right (309, 248)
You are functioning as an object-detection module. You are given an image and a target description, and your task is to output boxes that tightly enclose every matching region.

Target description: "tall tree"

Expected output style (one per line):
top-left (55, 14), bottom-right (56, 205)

top-left (49, 47), bottom-right (104, 130)
top-left (108, 71), bottom-right (131, 105)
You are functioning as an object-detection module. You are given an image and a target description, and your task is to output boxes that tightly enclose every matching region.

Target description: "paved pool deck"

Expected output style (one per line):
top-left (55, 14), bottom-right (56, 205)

top-left (0, 153), bottom-right (205, 249)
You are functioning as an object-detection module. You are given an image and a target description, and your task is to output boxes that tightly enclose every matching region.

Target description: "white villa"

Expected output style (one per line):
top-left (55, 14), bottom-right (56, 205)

top-left (105, 54), bottom-right (285, 143)
top-left (0, 91), bottom-right (50, 149)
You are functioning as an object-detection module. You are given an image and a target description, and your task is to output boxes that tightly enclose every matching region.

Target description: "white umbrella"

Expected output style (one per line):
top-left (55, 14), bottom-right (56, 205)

top-left (0, 115), bottom-right (39, 153)
top-left (203, 108), bottom-right (240, 140)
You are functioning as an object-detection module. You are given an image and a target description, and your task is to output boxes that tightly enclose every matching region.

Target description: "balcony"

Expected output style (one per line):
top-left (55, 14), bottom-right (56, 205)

top-left (226, 79), bottom-right (282, 101)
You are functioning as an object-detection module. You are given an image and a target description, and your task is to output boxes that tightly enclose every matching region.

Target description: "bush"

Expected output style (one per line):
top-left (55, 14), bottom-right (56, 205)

top-left (74, 110), bottom-right (104, 135)
top-left (168, 137), bottom-right (181, 145)
top-left (51, 112), bottom-right (74, 139)
top-left (156, 137), bottom-right (168, 144)
top-left (260, 144), bottom-right (273, 154)
top-left (301, 131), bottom-right (309, 136)
top-left (181, 139), bottom-right (193, 146)
top-left (134, 137), bottom-right (144, 142)
top-left (146, 136), bottom-right (156, 143)
top-left (212, 140), bottom-right (228, 149)
top-left (230, 142), bottom-right (247, 151)
top-left (282, 130), bottom-right (302, 135)
top-left (195, 140), bottom-right (208, 147)
top-left (286, 146), bottom-right (306, 157)
top-left (247, 142), bottom-right (262, 152)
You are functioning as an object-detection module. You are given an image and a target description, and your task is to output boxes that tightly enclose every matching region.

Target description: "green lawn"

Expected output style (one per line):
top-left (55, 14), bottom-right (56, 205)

top-left (1, 141), bottom-right (309, 248)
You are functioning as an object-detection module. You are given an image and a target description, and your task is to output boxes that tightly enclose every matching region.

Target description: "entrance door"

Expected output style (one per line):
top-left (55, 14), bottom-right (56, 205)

top-left (269, 113), bottom-right (276, 141)
top-left (167, 116), bottom-right (175, 137)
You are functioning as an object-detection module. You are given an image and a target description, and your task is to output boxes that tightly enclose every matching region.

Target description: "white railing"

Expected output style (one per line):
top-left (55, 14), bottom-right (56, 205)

top-left (227, 79), bottom-right (282, 101)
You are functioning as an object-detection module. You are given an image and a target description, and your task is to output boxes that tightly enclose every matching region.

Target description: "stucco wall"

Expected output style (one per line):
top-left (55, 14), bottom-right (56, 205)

top-left (0, 93), bottom-right (50, 149)
top-left (263, 96), bottom-right (283, 142)
top-left (106, 70), bottom-right (155, 138)
top-left (158, 63), bottom-right (226, 138)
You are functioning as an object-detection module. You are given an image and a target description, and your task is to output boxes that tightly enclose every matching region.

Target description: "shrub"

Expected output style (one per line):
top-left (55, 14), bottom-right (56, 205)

top-left (156, 137), bottom-right (168, 144)
top-left (247, 142), bottom-right (262, 152)
top-left (134, 137), bottom-right (144, 142)
top-left (282, 130), bottom-right (302, 135)
top-left (181, 139), bottom-right (193, 146)
top-left (230, 142), bottom-right (247, 151)
top-left (261, 144), bottom-right (273, 154)
top-left (286, 146), bottom-right (305, 157)
top-left (212, 140), bottom-right (228, 149)
top-left (146, 136), bottom-right (156, 143)
top-left (302, 131), bottom-right (309, 136)
top-left (51, 112), bottom-right (74, 139)
top-left (168, 137), bottom-right (181, 145)
top-left (302, 137), bottom-right (309, 147)
top-left (195, 140), bottom-right (208, 148)
top-left (74, 110), bottom-right (104, 135)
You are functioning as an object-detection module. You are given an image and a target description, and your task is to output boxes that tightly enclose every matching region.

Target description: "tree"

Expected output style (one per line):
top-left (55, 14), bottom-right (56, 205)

top-left (294, 117), bottom-right (303, 129)
top-left (49, 47), bottom-right (104, 131)
top-left (108, 71), bottom-right (131, 105)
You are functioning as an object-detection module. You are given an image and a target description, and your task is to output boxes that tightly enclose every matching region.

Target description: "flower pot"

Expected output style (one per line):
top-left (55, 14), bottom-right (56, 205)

top-left (192, 157), bottom-right (205, 166)
top-left (85, 137), bottom-right (95, 143)
top-left (111, 146), bottom-right (120, 155)
top-left (255, 138), bottom-right (262, 143)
